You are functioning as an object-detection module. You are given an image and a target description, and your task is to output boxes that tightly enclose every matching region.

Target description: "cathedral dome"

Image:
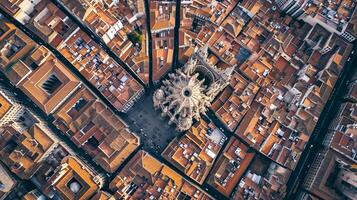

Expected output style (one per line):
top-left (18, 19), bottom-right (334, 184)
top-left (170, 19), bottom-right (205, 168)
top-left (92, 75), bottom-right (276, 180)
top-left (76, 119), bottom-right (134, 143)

top-left (153, 46), bottom-right (233, 131)
top-left (154, 68), bottom-right (210, 131)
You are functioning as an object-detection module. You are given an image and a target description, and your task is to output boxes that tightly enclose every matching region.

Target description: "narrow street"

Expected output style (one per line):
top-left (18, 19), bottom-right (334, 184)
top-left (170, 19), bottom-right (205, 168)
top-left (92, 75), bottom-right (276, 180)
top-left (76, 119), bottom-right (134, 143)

top-left (285, 44), bottom-right (357, 199)
top-left (143, 0), bottom-right (154, 89)
top-left (172, 0), bottom-right (182, 71)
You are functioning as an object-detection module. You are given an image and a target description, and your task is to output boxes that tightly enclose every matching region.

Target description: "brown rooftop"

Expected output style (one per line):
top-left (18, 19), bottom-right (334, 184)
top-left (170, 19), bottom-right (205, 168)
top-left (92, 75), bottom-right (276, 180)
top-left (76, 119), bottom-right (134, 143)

top-left (48, 156), bottom-right (99, 200)
top-left (0, 91), bottom-right (13, 120)
top-left (53, 87), bottom-right (140, 173)
top-left (19, 53), bottom-right (81, 114)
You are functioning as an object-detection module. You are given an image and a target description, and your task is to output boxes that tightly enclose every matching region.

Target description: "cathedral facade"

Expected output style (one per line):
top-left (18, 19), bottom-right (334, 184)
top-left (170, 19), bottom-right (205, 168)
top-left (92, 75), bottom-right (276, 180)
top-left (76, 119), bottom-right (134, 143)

top-left (153, 46), bottom-right (234, 131)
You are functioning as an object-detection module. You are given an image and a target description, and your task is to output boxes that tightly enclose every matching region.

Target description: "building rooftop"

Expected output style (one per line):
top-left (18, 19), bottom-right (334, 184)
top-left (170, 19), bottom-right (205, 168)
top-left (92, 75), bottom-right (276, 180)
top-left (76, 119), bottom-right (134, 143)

top-left (212, 70), bottom-right (259, 131)
top-left (0, 21), bottom-right (37, 69)
top-left (0, 0), bottom-right (355, 199)
top-left (0, 91), bottom-right (13, 121)
top-left (162, 118), bottom-right (227, 184)
top-left (303, 148), bottom-right (357, 200)
top-left (0, 124), bottom-right (55, 179)
top-left (207, 137), bottom-right (255, 197)
top-left (327, 102), bottom-right (357, 162)
top-left (233, 154), bottom-right (291, 200)
top-left (60, 0), bottom-right (150, 83)
top-left (22, 189), bottom-right (47, 200)
top-left (150, 0), bottom-right (176, 81)
top-left (22, 0), bottom-right (79, 47)
top-left (53, 87), bottom-right (140, 173)
top-left (46, 156), bottom-right (101, 200)
top-left (19, 51), bottom-right (81, 114)
top-left (109, 150), bottom-right (212, 200)
top-left (58, 28), bottom-right (144, 111)
top-left (90, 191), bottom-right (116, 200)
top-left (0, 163), bottom-right (16, 199)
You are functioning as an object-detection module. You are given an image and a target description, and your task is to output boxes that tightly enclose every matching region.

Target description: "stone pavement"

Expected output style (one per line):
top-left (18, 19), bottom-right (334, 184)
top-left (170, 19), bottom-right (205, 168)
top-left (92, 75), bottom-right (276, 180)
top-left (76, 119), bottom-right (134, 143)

top-left (125, 92), bottom-right (180, 155)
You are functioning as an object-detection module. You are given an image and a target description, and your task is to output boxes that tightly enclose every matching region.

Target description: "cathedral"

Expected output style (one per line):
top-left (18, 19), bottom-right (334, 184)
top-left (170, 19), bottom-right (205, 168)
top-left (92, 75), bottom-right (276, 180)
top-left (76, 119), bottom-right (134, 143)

top-left (153, 46), bottom-right (234, 131)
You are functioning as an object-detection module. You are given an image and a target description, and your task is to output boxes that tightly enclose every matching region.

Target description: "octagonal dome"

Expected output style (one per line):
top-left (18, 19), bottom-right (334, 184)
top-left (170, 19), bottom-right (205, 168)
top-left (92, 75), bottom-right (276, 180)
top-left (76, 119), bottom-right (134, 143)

top-left (153, 68), bottom-right (211, 131)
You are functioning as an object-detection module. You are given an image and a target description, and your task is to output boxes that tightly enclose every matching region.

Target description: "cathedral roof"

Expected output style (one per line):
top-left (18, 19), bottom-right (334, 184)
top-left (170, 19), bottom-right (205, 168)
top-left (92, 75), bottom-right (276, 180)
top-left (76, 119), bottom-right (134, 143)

top-left (153, 46), bottom-right (233, 131)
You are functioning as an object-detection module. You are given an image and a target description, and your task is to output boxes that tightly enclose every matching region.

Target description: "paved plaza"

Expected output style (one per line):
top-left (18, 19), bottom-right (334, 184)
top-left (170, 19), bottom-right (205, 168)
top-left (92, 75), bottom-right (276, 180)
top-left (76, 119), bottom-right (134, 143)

top-left (125, 92), bottom-right (180, 155)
